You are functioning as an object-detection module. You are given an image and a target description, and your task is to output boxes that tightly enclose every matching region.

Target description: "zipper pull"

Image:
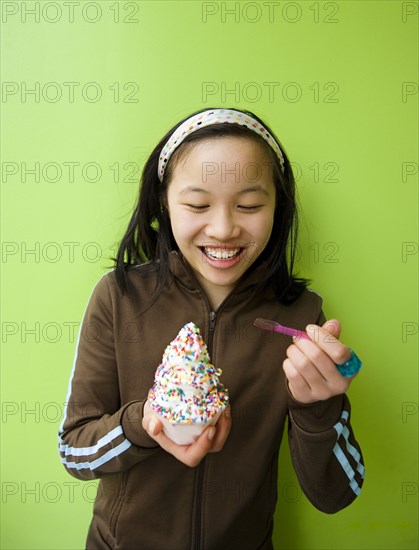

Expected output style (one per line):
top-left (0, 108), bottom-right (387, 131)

top-left (209, 311), bottom-right (216, 333)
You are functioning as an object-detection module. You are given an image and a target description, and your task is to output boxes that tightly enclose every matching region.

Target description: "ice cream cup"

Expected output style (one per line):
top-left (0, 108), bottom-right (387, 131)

top-left (159, 410), bottom-right (222, 446)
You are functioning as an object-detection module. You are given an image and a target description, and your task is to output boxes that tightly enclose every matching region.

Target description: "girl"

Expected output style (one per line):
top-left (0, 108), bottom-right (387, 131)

top-left (58, 108), bottom-right (364, 550)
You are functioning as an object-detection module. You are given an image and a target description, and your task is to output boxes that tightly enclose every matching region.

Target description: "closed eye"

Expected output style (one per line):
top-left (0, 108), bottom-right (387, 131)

top-left (185, 204), bottom-right (209, 211)
top-left (238, 205), bottom-right (263, 212)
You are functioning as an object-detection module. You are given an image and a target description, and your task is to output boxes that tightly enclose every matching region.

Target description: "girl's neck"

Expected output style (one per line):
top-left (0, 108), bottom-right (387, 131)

top-left (194, 273), bottom-right (234, 312)
top-left (176, 252), bottom-right (234, 311)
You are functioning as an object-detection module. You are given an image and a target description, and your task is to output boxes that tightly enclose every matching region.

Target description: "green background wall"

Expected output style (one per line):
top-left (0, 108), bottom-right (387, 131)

top-left (1, 1), bottom-right (418, 548)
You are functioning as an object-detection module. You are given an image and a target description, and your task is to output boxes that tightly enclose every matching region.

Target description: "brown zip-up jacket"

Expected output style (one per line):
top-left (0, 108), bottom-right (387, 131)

top-left (58, 252), bottom-right (365, 550)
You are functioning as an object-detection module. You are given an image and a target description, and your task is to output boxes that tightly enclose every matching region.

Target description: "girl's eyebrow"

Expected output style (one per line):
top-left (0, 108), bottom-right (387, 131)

top-left (237, 185), bottom-right (269, 197)
top-left (179, 185), bottom-right (269, 196)
top-left (179, 186), bottom-right (210, 195)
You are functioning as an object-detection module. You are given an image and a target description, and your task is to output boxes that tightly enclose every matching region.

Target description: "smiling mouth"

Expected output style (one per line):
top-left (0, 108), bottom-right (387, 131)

top-left (201, 246), bottom-right (243, 260)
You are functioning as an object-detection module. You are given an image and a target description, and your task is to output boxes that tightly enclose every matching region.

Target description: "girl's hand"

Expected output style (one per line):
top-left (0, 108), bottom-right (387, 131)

top-left (142, 400), bottom-right (232, 467)
top-left (283, 319), bottom-right (358, 404)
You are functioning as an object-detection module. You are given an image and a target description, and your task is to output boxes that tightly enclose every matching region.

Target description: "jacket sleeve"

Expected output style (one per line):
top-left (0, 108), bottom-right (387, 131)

top-left (58, 273), bottom-right (159, 480)
top-left (286, 307), bottom-right (365, 513)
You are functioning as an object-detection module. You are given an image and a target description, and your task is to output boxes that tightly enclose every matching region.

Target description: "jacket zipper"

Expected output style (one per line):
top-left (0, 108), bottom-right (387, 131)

top-left (207, 310), bottom-right (216, 347)
top-left (194, 309), bottom-right (217, 550)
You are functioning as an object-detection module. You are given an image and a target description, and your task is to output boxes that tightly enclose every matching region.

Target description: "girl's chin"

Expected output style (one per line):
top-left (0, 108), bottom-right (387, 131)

top-left (195, 259), bottom-right (250, 290)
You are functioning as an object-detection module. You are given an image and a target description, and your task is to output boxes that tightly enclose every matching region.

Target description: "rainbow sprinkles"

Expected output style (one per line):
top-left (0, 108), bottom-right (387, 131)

top-left (148, 322), bottom-right (229, 425)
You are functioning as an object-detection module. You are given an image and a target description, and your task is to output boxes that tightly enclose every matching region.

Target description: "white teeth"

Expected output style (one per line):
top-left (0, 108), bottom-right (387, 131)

top-left (204, 247), bottom-right (240, 260)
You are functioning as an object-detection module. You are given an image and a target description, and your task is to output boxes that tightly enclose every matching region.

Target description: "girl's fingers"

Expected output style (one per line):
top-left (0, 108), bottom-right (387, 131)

top-left (304, 324), bottom-right (352, 365)
top-left (142, 405), bottom-right (232, 467)
top-left (286, 343), bottom-right (328, 384)
top-left (146, 424), bottom-right (214, 467)
top-left (209, 406), bottom-right (232, 453)
top-left (282, 357), bottom-right (311, 397)
top-left (142, 410), bottom-right (163, 437)
top-left (322, 319), bottom-right (341, 339)
top-left (284, 335), bottom-right (351, 402)
top-left (286, 341), bottom-right (343, 388)
top-left (166, 427), bottom-right (215, 467)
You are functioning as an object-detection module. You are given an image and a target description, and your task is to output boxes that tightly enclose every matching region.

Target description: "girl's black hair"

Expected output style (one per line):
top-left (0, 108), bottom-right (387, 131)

top-left (114, 107), bottom-right (309, 304)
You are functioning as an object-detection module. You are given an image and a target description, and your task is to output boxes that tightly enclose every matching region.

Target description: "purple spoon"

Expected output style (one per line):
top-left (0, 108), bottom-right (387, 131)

top-left (254, 318), bottom-right (310, 340)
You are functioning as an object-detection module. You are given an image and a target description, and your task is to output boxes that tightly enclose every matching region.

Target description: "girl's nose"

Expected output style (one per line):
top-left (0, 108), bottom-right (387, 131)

top-left (204, 209), bottom-right (240, 241)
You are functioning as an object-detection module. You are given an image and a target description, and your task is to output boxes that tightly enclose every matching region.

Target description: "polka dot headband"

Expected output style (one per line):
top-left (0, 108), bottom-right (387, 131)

top-left (158, 109), bottom-right (285, 182)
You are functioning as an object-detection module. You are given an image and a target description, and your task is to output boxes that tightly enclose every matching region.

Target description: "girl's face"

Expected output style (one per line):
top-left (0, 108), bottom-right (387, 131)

top-left (166, 137), bottom-right (276, 310)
